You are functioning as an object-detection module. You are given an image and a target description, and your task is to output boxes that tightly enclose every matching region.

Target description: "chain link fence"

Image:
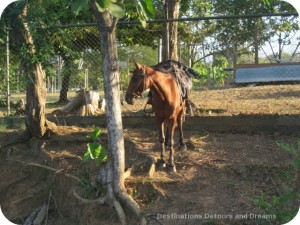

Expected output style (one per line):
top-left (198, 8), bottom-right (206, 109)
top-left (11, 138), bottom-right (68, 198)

top-left (1, 16), bottom-right (300, 116)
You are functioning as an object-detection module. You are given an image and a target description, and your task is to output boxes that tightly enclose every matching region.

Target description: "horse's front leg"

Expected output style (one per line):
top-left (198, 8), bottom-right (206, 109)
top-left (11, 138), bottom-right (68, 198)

top-left (157, 118), bottom-right (166, 169)
top-left (167, 119), bottom-right (177, 173)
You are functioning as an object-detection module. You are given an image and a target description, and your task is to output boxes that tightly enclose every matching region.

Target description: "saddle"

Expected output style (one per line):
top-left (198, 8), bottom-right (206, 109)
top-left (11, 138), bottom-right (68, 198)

top-left (151, 60), bottom-right (195, 103)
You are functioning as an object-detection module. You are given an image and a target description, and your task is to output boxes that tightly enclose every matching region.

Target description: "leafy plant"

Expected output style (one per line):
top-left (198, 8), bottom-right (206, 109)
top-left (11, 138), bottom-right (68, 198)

top-left (255, 140), bottom-right (300, 224)
top-left (83, 127), bottom-right (108, 165)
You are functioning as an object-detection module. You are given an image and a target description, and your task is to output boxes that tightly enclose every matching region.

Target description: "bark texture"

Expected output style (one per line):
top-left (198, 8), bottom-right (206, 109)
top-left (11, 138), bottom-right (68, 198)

top-left (20, 3), bottom-right (49, 137)
top-left (90, 1), bottom-right (145, 224)
top-left (162, 0), bottom-right (181, 61)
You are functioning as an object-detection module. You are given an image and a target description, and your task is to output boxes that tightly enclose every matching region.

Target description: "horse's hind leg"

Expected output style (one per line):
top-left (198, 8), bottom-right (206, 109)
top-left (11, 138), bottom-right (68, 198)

top-left (178, 114), bottom-right (187, 151)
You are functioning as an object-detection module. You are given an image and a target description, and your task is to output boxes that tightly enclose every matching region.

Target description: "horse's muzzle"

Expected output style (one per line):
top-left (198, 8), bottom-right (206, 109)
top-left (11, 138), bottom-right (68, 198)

top-left (125, 93), bottom-right (134, 105)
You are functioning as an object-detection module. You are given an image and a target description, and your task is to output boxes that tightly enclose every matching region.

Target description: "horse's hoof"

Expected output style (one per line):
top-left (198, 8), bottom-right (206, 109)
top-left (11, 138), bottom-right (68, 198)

top-left (168, 165), bottom-right (177, 174)
top-left (179, 144), bottom-right (187, 151)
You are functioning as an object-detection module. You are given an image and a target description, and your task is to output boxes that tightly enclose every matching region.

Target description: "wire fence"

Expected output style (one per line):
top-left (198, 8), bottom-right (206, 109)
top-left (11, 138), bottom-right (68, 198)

top-left (1, 15), bottom-right (300, 116)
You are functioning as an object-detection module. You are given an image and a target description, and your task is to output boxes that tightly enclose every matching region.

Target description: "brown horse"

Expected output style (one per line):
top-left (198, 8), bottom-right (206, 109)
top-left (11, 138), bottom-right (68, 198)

top-left (125, 62), bottom-right (188, 173)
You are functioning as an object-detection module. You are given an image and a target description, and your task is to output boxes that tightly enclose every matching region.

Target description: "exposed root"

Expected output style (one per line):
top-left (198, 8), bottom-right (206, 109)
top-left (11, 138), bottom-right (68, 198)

top-left (112, 199), bottom-right (126, 225)
top-left (151, 183), bottom-right (167, 200)
top-left (45, 120), bottom-right (59, 136)
top-left (24, 162), bottom-right (80, 181)
top-left (72, 188), bottom-right (107, 205)
top-left (10, 194), bottom-right (34, 204)
top-left (118, 191), bottom-right (147, 225)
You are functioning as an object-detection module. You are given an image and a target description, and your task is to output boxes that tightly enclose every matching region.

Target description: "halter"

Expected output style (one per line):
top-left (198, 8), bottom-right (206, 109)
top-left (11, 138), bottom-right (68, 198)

top-left (126, 68), bottom-right (148, 98)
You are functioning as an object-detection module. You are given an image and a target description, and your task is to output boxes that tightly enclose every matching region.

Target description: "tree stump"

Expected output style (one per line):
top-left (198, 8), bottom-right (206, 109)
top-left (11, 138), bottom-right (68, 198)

top-left (14, 99), bottom-right (25, 116)
top-left (51, 89), bottom-right (102, 116)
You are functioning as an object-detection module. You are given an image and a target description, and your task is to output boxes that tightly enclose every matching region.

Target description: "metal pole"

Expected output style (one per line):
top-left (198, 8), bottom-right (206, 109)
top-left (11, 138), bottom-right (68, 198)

top-left (158, 39), bottom-right (162, 62)
top-left (85, 68), bottom-right (88, 89)
top-left (6, 28), bottom-right (10, 115)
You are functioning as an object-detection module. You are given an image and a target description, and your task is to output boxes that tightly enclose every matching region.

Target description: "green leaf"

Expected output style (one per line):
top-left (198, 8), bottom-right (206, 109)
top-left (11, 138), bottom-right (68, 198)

top-left (95, 2), bottom-right (105, 12)
top-left (136, 0), bottom-right (154, 20)
top-left (96, 146), bottom-right (108, 164)
top-left (139, 0), bottom-right (154, 18)
top-left (71, 0), bottom-right (90, 15)
top-left (107, 2), bottom-right (125, 18)
top-left (87, 142), bottom-right (101, 159)
top-left (82, 150), bottom-right (91, 163)
top-left (89, 127), bottom-right (102, 141)
top-left (95, 0), bottom-right (111, 9)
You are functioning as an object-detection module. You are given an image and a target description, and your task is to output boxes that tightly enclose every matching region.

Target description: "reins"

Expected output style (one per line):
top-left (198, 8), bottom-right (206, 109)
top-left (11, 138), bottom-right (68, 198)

top-left (122, 91), bottom-right (148, 113)
top-left (123, 69), bottom-right (148, 113)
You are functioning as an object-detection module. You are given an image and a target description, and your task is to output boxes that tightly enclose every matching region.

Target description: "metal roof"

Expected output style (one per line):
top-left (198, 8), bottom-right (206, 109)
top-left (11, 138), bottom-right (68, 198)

top-left (235, 64), bottom-right (300, 83)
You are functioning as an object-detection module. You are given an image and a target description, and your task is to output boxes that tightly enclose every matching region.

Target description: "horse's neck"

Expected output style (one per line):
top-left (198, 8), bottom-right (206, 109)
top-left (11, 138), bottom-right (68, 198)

top-left (146, 68), bottom-right (178, 102)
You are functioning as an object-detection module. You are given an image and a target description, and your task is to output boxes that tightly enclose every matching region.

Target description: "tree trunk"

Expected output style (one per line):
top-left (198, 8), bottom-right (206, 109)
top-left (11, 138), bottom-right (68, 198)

top-left (91, 0), bottom-right (125, 194)
top-left (162, 0), bottom-right (169, 61)
top-left (58, 55), bottom-right (72, 103)
top-left (20, 3), bottom-right (51, 138)
top-left (92, 9), bottom-right (125, 194)
top-left (162, 0), bottom-right (181, 61)
top-left (168, 0), bottom-right (180, 61)
top-left (91, 2), bottom-right (145, 224)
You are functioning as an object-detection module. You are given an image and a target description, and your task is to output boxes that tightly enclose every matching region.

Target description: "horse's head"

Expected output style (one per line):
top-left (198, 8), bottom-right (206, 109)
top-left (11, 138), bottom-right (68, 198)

top-left (125, 62), bottom-right (146, 105)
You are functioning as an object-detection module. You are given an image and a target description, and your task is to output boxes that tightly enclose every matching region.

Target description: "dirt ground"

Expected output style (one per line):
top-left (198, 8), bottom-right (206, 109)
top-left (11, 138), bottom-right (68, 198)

top-left (0, 84), bottom-right (300, 225)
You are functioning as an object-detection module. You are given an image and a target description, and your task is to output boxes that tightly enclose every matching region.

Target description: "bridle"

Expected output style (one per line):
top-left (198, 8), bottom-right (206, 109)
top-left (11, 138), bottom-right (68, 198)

top-left (126, 68), bottom-right (148, 98)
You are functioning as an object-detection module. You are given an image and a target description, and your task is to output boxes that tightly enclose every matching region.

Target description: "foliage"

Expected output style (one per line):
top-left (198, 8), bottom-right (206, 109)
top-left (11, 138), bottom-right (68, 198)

top-left (71, 0), bottom-right (154, 27)
top-left (255, 140), bottom-right (300, 224)
top-left (192, 57), bottom-right (229, 88)
top-left (83, 127), bottom-right (108, 165)
top-left (77, 169), bottom-right (105, 198)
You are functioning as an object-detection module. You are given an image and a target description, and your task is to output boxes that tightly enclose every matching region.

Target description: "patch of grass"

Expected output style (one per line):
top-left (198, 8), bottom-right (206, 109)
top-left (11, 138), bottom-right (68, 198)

top-left (126, 181), bottom-right (159, 205)
top-left (254, 140), bottom-right (300, 224)
top-left (77, 169), bottom-right (105, 199)
top-left (0, 116), bottom-right (25, 130)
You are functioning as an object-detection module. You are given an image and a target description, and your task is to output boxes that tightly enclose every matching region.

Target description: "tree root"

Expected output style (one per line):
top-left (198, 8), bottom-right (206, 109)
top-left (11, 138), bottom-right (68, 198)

top-left (72, 188), bottom-right (107, 205)
top-left (117, 191), bottom-right (147, 225)
top-left (23, 162), bottom-right (80, 182)
top-left (112, 198), bottom-right (126, 225)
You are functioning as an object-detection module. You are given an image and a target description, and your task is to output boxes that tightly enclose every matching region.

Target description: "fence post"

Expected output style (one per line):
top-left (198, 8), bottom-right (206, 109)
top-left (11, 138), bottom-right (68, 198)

top-left (6, 28), bottom-right (10, 115)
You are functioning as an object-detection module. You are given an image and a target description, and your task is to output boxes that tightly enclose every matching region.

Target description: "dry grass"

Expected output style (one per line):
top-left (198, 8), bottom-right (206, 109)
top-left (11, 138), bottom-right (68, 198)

top-left (1, 84), bottom-right (300, 117)
top-left (190, 84), bottom-right (300, 116)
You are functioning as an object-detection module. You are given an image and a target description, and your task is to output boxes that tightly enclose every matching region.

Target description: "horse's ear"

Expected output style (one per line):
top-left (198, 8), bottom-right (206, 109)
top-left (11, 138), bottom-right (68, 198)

top-left (134, 62), bottom-right (143, 70)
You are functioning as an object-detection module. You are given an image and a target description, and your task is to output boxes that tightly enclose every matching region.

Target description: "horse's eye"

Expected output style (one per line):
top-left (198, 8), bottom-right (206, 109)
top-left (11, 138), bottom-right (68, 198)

top-left (132, 77), bottom-right (138, 82)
